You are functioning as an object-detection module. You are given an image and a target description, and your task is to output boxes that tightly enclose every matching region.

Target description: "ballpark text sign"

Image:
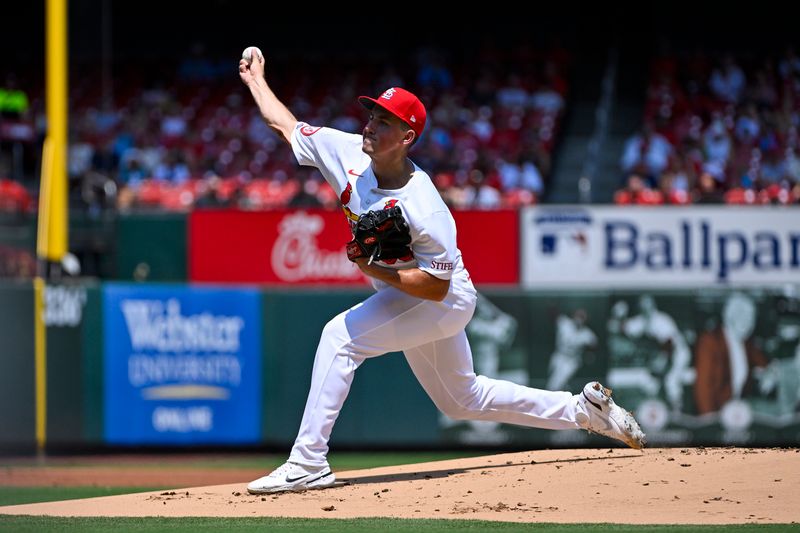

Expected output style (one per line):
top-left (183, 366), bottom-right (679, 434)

top-left (521, 206), bottom-right (800, 287)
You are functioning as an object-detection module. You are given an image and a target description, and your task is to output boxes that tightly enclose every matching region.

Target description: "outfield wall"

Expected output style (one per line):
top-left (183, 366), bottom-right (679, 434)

top-left (2, 280), bottom-right (798, 451)
top-left (2, 207), bottom-right (798, 450)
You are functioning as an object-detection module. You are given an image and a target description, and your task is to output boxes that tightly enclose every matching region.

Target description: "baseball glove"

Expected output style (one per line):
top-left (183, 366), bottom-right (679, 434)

top-left (346, 206), bottom-right (412, 264)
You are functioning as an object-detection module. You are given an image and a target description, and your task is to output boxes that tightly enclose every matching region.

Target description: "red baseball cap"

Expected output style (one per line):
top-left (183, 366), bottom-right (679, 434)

top-left (358, 87), bottom-right (427, 140)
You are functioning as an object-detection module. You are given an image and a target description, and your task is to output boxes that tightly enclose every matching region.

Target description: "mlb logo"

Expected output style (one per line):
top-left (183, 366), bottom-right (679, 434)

top-left (541, 234), bottom-right (557, 254)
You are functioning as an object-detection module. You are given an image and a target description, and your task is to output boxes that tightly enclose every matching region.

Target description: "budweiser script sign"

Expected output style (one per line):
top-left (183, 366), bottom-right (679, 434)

top-left (270, 211), bottom-right (361, 282)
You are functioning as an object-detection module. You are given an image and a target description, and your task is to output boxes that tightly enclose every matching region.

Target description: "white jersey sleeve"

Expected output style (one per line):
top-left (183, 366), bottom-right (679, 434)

top-left (290, 122), bottom-right (363, 197)
top-left (413, 210), bottom-right (458, 280)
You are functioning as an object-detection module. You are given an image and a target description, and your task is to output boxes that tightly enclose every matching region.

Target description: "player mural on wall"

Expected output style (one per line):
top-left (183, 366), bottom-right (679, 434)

top-left (602, 289), bottom-right (800, 445)
top-left (440, 294), bottom-right (523, 444)
top-left (693, 290), bottom-right (800, 441)
top-left (238, 47), bottom-right (645, 494)
top-left (546, 309), bottom-right (598, 392)
top-left (607, 295), bottom-right (693, 412)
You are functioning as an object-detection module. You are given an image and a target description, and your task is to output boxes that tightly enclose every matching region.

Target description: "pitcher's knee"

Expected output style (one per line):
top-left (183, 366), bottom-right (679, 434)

top-left (436, 389), bottom-right (484, 420)
top-left (320, 314), bottom-right (348, 343)
top-left (438, 402), bottom-right (471, 420)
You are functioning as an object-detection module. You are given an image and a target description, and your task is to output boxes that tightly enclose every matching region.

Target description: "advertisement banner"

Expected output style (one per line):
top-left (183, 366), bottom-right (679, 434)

top-left (521, 206), bottom-right (800, 288)
top-left (190, 210), bottom-right (362, 285)
top-left (103, 284), bottom-right (261, 444)
top-left (452, 210), bottom-right (518, 285)
top-left (190, 209), bottom-right (519, 285)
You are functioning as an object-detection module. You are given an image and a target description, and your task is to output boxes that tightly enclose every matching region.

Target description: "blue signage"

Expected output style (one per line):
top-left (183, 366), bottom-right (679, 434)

top-left (103, 284), bottom-right (261, 444)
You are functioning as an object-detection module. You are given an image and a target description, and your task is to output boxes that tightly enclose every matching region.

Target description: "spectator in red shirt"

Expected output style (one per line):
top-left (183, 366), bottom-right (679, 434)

top-left (614, 173), bottom-right (664, 205)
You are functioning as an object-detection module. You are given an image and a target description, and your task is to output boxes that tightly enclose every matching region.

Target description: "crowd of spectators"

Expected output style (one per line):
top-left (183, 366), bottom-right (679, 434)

top-left (0, 42), bottom-right (569, 214)
top-left (7, 43), bottom-right (800, 213)
top-left (616, 47), bottom-right (800, 205)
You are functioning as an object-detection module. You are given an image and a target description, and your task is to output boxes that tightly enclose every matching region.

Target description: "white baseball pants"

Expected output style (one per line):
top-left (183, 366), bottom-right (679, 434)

top-left (289, 286), bottom-right (584, 467)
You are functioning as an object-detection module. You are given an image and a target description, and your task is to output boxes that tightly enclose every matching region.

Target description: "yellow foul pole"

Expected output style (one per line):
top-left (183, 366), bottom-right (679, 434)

top-left (35, 0), bottom-right (68, 451)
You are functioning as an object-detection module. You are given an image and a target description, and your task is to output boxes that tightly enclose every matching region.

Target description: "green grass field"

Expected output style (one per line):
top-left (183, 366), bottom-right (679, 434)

top-left (0, 516), bottom-right (797, 532)
top-left (0, 487), bottom-right (163, 507)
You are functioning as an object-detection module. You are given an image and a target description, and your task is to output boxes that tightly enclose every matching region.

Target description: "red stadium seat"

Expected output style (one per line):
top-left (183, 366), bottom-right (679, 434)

top-left (0, 179), bottom-right (33, 213)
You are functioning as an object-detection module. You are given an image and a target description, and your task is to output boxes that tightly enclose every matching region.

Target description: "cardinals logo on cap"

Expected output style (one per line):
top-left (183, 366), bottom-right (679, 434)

top-left (358, 87), bottom-right (427, 140)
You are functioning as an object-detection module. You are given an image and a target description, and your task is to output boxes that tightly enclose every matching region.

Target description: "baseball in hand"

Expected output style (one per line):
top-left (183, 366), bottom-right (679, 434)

top-left (241, 46), bottom-right (263, 65)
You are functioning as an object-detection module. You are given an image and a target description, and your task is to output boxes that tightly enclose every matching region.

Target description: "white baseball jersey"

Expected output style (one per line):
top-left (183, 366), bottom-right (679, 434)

top-left (290, 122), bottom-right (473, 295)
top-left (283, 121), bottom-right (586, 469)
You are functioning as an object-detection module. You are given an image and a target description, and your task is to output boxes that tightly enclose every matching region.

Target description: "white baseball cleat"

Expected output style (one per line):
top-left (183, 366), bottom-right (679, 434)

top-left (247, 461), bottom-right (336, 494)
top-left (576, 381), bottom-right (646, 450)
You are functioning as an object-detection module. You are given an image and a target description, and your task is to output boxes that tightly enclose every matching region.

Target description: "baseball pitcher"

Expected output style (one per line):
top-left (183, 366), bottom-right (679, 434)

top-left (239, 48), bottom-right (645, 494)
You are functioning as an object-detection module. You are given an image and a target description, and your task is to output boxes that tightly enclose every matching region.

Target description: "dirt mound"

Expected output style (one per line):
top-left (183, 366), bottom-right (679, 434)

top-left (1, 448), bottom-right (797, 524)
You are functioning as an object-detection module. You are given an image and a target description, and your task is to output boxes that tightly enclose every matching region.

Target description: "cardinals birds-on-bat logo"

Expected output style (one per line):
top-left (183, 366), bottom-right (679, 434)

top-left (340, 182), bottom-right (352, 205)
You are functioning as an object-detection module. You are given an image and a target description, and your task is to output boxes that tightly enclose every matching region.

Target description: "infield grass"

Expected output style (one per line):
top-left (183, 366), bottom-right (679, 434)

top-left (0, 516), bottom-right (797, 532)
top-left (0, 487), bottom-right (164, 507)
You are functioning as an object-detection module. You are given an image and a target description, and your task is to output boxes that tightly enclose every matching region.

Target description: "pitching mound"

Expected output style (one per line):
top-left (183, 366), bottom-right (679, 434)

top-left (1, 448), bottom-right (797, 524)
